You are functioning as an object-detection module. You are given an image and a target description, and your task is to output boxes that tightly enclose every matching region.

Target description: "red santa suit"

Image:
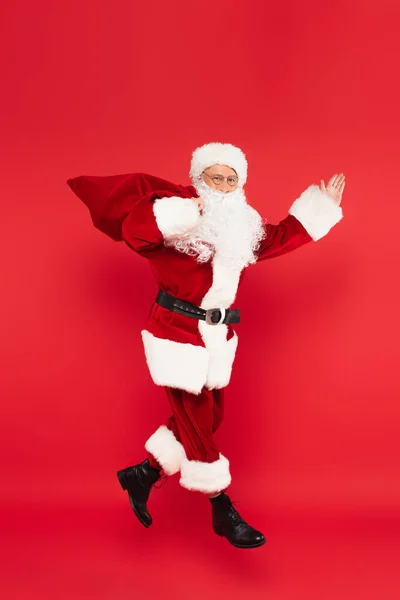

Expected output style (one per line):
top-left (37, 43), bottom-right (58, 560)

top-left (67, 143), bottom-right (343, 495)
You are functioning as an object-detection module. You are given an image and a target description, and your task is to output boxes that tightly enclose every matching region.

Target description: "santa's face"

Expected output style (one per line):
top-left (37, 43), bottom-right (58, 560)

top-left (201, 164), bottom-right (239, 193)
top-left (164, 163), bottom-right (266, 270)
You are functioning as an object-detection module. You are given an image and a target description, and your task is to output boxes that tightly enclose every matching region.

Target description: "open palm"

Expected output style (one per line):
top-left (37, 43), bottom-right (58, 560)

top-left (320, 173), bottom-right (345, 206)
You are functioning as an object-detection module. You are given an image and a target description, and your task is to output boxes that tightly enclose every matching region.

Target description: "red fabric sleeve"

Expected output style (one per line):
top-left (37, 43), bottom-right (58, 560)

top-left (256, 214), bottom-right (313, 262)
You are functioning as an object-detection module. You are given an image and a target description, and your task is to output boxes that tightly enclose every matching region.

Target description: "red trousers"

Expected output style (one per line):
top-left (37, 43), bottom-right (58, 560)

top-left (144, 386), bottom-right (231, 494)
top-left (149, 386), bottom-right (224, 465)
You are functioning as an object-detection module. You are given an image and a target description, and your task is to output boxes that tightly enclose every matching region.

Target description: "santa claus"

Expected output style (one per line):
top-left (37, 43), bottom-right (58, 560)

top-left (67, 142), bottom-right (345, 549)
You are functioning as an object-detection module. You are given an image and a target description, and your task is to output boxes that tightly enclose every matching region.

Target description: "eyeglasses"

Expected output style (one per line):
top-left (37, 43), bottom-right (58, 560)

top-left (203, 171), bottom-right (238, 187)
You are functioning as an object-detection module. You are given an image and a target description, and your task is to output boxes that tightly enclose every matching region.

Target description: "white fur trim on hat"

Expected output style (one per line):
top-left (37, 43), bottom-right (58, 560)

top-left (190, 143), bottom-right (248, 187)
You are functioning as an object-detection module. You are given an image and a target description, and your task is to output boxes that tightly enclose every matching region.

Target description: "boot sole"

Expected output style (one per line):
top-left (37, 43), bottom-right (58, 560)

top-left (214, 530), bottom-right (267, 549)
top-left (230, 538), bottom-right (267, 549)
top-left (116, 470), bottom-right (151, 529)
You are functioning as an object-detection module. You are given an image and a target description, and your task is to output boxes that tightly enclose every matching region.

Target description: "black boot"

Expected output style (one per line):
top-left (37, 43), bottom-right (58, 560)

top-left (116, 459), bottom-right (166, 528)
top-left (210, 492), bottom-right (266, 549)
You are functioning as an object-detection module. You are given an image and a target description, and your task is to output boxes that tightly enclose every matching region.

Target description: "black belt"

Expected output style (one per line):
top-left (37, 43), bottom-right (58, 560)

top-left (155, 290), bottom-right (240, 325)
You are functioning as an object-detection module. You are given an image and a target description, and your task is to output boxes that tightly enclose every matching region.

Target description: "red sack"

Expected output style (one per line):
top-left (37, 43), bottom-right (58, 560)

top-left (67, 172), bottom-right (197, 242)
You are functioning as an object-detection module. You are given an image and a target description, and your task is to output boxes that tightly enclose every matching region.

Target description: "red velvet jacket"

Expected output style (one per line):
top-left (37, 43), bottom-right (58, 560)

top-left (67, 173), bottom-right (343, 394)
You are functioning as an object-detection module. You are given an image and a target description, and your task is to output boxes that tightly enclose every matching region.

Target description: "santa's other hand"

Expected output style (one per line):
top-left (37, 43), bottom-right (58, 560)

top-left (193, 197), bottom-right (204, 213)
top-left (320, 173), bottom-right (345, 206)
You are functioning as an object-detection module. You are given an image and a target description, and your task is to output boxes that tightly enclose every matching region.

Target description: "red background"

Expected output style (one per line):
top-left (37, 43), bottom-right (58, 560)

top-left (1, 1), bottom-right (400, 598)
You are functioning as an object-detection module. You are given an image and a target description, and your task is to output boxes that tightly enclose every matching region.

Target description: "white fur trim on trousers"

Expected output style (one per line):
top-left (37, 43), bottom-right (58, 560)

top-left (179, 454), bottom-right (231, 494)
top-left (145, 425), bottom-right (186, 475)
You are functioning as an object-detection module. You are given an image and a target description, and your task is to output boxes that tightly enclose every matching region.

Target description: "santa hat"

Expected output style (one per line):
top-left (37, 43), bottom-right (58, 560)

top-left (189, 142), bottom-right (248, 187)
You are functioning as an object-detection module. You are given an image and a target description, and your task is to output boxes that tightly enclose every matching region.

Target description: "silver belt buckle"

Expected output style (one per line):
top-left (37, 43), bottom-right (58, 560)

top-left (205, 307), bottom-right (226, 325)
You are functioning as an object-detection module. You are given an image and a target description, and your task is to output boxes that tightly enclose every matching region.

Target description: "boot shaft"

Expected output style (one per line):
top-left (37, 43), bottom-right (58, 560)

top-left (117, 459), bottom-right (161, 499)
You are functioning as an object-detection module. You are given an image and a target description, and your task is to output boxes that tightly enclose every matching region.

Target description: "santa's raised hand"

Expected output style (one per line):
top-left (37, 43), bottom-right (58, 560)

top-left (320, 173), bottom-right (345, 206)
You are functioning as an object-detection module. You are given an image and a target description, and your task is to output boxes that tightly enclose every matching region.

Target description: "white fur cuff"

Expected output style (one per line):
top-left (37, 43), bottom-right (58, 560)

top-left (179, 454), bottom-right (232, 493)
top-left (288, 184), bottom-right (343, 241)
top-left (145, 425), bottom-right (186, 475)
top-left (153, 196), bottom-right (201, 238)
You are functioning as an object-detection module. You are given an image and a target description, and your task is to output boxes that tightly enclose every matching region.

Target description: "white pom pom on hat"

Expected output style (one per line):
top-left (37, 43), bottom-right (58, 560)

top-left (189, 142), bottom-right (248, 187)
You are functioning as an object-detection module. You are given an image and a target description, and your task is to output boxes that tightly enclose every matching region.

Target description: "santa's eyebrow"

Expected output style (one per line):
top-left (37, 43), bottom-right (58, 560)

top-left (206, 171), bottom-right (237, 177)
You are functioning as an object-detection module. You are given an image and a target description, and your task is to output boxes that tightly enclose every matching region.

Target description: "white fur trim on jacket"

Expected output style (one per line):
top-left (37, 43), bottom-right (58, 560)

top-left (198, 254), bottom-right (241, 390)
top-left (288, 184), bottom-right (343, 241)
top-left (144, 425), bottom-right (186, 475)
top-left (179, 454), bottom-right (232, 493)
top-left (200, 323), bottom-right (238, 390)
top-left (141, 330), bottom-right (209, 395)
top-left (190, 143), bottom-right (248, 187)
top-left (153, 196), bottom-right (201, 239)
top-left (141, 254), bottom-right (243, 395)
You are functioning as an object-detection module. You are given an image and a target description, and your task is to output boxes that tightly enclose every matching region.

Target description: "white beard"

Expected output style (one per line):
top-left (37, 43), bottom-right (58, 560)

top-left (166, 179), bottom-right (266, 270)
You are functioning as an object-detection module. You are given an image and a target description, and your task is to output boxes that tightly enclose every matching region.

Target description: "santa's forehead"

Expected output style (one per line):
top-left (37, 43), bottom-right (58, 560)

top-left (205, 164), bottom-right (237, 173)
